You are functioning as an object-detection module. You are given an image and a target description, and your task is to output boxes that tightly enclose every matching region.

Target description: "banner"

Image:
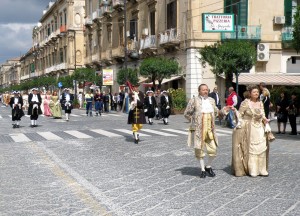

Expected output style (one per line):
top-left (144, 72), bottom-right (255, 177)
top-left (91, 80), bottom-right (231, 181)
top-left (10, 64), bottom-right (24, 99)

top-left (102, 69), bottom-right (113, 86)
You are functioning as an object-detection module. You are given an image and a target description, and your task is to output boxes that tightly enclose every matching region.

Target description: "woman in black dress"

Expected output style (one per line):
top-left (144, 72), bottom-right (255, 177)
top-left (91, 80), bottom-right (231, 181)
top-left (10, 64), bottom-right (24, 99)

top-left (275, 92), bottom-right (289, 134)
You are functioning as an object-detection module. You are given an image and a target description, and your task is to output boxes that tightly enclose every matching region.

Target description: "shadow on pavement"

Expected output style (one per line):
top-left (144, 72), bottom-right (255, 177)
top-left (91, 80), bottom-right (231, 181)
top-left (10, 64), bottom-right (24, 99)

top-left (175, 167), bottom-right (200, 177)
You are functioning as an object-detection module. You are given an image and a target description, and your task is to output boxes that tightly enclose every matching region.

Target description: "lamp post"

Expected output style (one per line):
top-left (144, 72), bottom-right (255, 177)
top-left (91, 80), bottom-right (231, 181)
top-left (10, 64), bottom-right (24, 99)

top-left (235, 2), bottom-right (240, 95)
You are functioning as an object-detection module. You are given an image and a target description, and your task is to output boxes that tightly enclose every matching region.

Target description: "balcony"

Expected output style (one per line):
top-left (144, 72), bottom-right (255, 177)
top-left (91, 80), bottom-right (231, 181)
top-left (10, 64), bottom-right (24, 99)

top-left (112, 45), bottom-right (124, 59)
top-left (220, 25), bottom-right (261, 41)
top-left (92, 9), bottom-right (103, 21)
top-left (112, 0), bottom-right (124, 10)
top-left (30, 72), bottom-right (37, 78)
top-left (20, 74), bottom-right (30, 80)
top-left (85, 16), bottom-right (93, 26)
top-left (101, 49), bottom-right (112, 65)
top-left (140, 35), bottom-right (157, 54)
top-left (60, 25), bottom-right (67, 33)
top-left (159, 28), bottom-right (181, 47)
top-left (282, 27), bottom-right (293, 42)
top-left (92, 54), bottom-right (100, 62)
top-left (100, 5), bottom-right (113, 18)
top-left (45, 63), bottom-right (67, 74)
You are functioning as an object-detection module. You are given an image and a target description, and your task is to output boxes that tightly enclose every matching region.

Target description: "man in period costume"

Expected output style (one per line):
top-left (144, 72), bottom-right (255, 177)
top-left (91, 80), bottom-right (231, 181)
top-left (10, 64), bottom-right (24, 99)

top-left (60, 88), bottom-right (74, 121)
top-left (10, 91), bottom-right (24, 128)
top-left (160, 90), bottom-right (172, 125)
top-left (28, 88), bottom-right (43, 127)
top-left (154, 89), bottom-right (161, 119)
top-left (144, 90), bottom-right (157, 125)
top-left (128, 85), bottom-right (147, 144)
top-left (184, 84), bottom-right (220, 178)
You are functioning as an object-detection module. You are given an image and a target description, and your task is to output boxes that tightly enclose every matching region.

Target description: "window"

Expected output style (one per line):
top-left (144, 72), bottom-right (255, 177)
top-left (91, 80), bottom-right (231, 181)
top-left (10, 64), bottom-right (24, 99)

top-left (119, 25), bottom-right (124, 45)
top-left (285, 0), bottom-right (300, 26)
top-left (60, 14), bottom-right (63, 26)
top-left (150, 11), bottom-right (155, 35)
top-left (167, 1), bottom-right (177, 29)
top-left (224, 0), bottom-right (248, 26)
top-left (60, 48), bottom-right (64, 63)
top-left (47, 24), bottom-right (51, 36)
top-left (64, 11), bottom-right (67, 25)
top-left (130, 19), bottom-right (138, 40)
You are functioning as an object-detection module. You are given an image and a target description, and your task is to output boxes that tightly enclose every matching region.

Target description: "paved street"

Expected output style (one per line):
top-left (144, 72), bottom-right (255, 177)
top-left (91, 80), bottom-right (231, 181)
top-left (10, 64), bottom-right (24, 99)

top-left (0, 105), bottom-right (300, 216)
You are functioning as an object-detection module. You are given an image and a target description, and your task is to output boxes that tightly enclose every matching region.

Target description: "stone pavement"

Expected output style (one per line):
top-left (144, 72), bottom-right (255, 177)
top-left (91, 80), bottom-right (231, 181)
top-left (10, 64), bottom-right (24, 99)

top-left (0, 105), bottom-right (299, 216)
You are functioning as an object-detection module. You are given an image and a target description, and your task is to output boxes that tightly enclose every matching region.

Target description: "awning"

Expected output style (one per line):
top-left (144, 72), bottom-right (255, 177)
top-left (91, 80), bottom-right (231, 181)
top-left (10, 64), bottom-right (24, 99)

top-left (161, 75), bottom-right (182, 84)
top-left (233, 74), bottom-right (300, 86)
top-left (138, 77), bottom-right (149, 84)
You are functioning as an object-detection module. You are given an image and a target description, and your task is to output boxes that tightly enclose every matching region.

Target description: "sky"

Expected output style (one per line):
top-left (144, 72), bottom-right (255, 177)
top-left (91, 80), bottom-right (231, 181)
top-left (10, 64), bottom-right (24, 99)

top-left (0, 0), bottom-right (50, 64)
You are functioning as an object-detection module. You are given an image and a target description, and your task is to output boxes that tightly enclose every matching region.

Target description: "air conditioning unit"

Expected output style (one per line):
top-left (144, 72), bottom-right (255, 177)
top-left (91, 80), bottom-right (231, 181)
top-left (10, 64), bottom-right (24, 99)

top-left (257, 43), bottom-right (270, 61)
top-left (274, 16), bottom-right (285, 24)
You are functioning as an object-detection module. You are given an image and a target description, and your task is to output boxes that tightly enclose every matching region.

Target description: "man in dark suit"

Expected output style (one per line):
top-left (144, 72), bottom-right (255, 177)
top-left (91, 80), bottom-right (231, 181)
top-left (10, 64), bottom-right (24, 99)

top-left (60, 88), bottom-right (74, 121)
top-left (209, 86), bottom-right (221, 110)
top-left (28, 88), bottom-right (42, 127)
top-left (161, 90), bottom-right (172, 125)
top-left (9, 91), bottom-right (24, 128)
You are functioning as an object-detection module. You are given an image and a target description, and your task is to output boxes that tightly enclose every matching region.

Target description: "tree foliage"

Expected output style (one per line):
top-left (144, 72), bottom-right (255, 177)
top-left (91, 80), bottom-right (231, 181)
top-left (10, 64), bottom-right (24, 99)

top-left (117, 68), bottom-right (139, 86)
top-left (292, 6), bottom-right (300, 53)
top-left (139, 57), bottom-right (180, 89)
top-left (199, 40), bottom-right (257, 88)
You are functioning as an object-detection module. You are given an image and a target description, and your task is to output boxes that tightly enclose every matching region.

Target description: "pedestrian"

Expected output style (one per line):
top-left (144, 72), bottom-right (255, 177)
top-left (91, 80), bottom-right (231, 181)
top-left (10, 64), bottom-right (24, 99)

top-left (275, 91), bottom-right (289, 134)
top-left (154, 89), bottom-right (161, 119)
top-left (85, 90), bottom-right (94, 116)
top-left (112, 93), bottom-right (118, 111)
top-left (232, 85), bottom-right (271, 177)
top-left (118, 91), bottom-right (125, 112)
top-left (94, 90), bottom-right (103, 116)
top-left (262, 88), bottom-right (271, 119)
top-left (78, 91), bottom-right (83, 108)
top-left (22, 91), bottom-right (29, 111)
top-left (144, 90), bottom-right (157, 125)
top-left (225, 87), bottom-right (238, 128)
top-left (286, 92), bottom-right (298, 135)
top-left (209, 86), bottom-right (222, 124)
top-left (103, 91), bottom-right (110, 112)
top-left (43, 90), bottom-right (52, 117)
top-left (161, 90), bottom-right (172, 125)
top-left (128, 85), bottom-right (147, 144)
top-left (10, 91), bottom-right (24, 128)
top-left (184, 84), bottom-right (220, 178)
top-left (28, 88), bottom-right (43, 127)
top-left (60, 88), bottom-right (74, 121)
top-left (49, 91), bottom-right (62, 119)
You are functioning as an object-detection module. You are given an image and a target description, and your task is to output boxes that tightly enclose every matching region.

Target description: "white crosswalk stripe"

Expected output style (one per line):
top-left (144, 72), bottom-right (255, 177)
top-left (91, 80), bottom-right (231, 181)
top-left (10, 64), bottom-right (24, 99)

top-left (162, 129), bottom-right (188, 135)
top-left (0, 115), bottom-right (2, 118)
top-left (114, 129), bottom-right (150, 137)
top-left (64, 130), bottom-right (92, 139)
top-left (141, 129), bottom-right (177, 136)
top-left (9, 133), bottom-right (31, 142)
top-left (37, 132), bottom-right (63, 141)
top-left (91, 129), bottom-right (123, 137)
top-left (70, 114), bottom-right (81, 117)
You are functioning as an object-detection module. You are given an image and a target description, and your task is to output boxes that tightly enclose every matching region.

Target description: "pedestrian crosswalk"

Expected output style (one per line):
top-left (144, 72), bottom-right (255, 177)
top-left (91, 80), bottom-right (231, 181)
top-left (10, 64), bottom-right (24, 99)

top-left (0, 113), bottom-right (122, 119)
top-left (0, 128), bottom-right (231, 143)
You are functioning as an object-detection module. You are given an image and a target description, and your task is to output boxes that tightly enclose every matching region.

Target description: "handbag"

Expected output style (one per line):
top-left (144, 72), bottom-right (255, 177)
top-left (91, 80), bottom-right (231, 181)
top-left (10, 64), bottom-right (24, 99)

top-left (277, 113), bottom-right (284, 121)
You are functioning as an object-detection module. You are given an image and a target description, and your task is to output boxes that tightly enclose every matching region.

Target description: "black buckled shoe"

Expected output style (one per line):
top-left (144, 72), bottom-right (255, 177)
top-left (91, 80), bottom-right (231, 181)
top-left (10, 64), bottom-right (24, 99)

top-left (205, 167), bottom-right (216, 177)
top-left (200, 171), bottom-right (206, 178)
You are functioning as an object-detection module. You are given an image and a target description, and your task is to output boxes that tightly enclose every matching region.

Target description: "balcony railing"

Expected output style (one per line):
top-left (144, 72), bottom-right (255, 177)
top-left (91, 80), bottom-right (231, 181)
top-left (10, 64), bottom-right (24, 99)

top-left (112, 46), bottom-right (124, 58)
top-left (45, 63), bottom-right (67, 74)
top-left (100, 5), bottom-right (113, 16)
top-left (20, 74), bottom-right (30, 80)
top-left (112, 0), bottom-right (124, 9)
top-left (140, 35), bottom-right (157, 51)
top-left (159, 28), bottom-right (181, 46)
top-left (220, 25), bottom-right (261, 41)
top-left (282, 27), bottom-right (293, 42)
top-left (85, 16), bottom-right (93, 25)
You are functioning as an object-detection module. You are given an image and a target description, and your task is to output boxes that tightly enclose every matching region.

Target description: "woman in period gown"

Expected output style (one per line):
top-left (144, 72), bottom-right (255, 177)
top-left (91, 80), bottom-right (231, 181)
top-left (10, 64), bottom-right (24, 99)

top-left (49, 91), bottom-right (62, 118)
top-left (43, 91), bottom-right (52, 116)
top-left (232, 85), bottom-right (271, 177)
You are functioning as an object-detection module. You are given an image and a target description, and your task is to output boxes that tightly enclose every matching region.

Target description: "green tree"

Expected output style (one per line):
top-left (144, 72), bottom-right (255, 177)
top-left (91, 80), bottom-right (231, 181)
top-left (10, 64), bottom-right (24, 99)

top-left (292, 6), bottom-right (300, 53)
top-left (117, 68), bottom-right (139, 86)
top-left (199, 40), bottom-right (257, 92)
top-left (139, 57), bottom-right (180, 89)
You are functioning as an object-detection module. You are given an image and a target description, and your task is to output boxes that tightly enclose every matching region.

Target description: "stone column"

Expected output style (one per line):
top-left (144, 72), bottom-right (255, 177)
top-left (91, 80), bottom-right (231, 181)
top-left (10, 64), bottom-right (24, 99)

top-left (186, 48), bottom-right (203, 99)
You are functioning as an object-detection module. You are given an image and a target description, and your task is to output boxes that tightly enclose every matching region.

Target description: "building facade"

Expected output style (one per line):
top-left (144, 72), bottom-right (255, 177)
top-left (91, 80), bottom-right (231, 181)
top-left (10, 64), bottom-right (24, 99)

top-left (0, 58), bottom-right (21, 89)
top-left (84, 0), bottom-right (300, 100)
top-left (20, 0), bottom-right (86, 84)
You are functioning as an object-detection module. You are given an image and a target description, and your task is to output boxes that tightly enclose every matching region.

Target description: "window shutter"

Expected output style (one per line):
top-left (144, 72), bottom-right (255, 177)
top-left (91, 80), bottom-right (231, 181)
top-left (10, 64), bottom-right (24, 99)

top-left (285, 0), bottom-right (293, 26)
top-left (239, 0), bottom-right (248, 26)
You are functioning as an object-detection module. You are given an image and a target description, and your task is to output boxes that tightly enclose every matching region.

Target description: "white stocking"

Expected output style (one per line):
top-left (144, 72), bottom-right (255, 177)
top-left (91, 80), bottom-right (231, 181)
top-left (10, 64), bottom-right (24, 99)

top-left (199, 159), bottom-right (205, 171)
